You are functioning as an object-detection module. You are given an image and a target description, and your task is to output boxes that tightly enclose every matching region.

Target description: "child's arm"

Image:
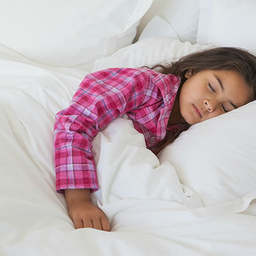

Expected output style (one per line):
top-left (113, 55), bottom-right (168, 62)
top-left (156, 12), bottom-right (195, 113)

top-left (54, 68), bottom-right (150, 193)
top-left (54, 68), bottom-right (176, 230)
top-left (54, 68), bottom-right (150, 230)
top-left (65, 189), bottom-right (110, 231)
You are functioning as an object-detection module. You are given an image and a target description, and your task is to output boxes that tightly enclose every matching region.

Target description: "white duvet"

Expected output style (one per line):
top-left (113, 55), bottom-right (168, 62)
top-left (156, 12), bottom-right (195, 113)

top-left (1, 39), bottom-right (256, 256)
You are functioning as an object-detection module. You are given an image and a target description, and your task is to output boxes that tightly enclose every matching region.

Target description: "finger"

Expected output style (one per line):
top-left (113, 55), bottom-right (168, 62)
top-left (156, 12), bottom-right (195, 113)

top-left (101, 217), bottom-right (111, 232)
top-left (92, 219), bottom-right (102, 230)
top-left (73, 218), bottom-right (84, 229)
top-left (82, 219), bottom-right (93, 229)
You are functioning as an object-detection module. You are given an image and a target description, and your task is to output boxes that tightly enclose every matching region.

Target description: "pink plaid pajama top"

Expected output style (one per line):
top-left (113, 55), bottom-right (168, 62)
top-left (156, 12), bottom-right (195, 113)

top-left (54, 68), bottom-right (181, 192)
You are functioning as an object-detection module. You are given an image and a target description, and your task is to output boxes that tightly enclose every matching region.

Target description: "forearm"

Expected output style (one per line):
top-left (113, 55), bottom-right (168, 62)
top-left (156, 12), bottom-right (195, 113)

top-left (54, 114), bottom-right (99, 192)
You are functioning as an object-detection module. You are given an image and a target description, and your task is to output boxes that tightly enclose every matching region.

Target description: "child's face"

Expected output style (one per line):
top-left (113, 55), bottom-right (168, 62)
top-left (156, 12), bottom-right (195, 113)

top-left (179, 69), bottom-right (254, 125)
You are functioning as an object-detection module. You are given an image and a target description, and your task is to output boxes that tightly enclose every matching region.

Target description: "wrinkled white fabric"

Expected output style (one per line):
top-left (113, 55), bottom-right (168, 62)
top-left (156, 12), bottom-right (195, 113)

top-left (1, 41), bottom-right (256, 256)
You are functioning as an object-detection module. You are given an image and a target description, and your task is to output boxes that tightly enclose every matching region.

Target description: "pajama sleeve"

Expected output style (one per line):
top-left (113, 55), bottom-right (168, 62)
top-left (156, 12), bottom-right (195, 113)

top-left (54, 68), bottom-right (157, 192)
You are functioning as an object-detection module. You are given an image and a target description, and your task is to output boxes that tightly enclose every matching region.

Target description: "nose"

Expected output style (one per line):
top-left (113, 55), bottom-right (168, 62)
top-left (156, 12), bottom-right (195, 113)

top-left (203, 99), bottom-right (214, 112)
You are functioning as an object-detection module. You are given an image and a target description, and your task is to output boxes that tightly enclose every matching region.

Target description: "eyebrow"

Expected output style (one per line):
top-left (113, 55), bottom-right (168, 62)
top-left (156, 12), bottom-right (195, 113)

top-left (213, 73), bottom-right (238, 109)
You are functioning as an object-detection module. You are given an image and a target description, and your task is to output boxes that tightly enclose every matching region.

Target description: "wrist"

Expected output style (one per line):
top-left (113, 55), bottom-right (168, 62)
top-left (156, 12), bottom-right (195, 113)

top-left (64, 189), bottom-right (91, 206)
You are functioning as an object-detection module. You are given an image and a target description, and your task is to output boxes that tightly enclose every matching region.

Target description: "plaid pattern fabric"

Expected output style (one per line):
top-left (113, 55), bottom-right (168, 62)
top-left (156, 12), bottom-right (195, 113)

top-left (54, 68), bottom-right (181, 192)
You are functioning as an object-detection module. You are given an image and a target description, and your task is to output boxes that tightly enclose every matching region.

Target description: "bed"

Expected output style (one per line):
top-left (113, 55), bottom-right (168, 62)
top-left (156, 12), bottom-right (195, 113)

top-left (1, 0), bottom-right (256, 255)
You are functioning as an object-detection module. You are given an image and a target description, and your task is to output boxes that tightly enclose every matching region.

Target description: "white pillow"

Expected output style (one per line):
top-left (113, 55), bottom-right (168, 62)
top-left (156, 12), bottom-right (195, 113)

top-left (93, 37), bottom-right (213, 71)
top-left (136, 0), bottom-right (200, 43)
top-left (0, 0), bottom-right (152, 70)
top-left (138, 16), bottom-right (179, 41)
top-left (94, 37), bottom-right (256, 216)
top-left (158, 101), bottom-right (256, 216)
top-left (197, 0), bottom-right (256, 54)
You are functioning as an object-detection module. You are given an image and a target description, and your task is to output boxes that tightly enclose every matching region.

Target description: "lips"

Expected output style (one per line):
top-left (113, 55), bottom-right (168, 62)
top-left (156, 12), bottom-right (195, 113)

top-left (193, 104), bottom-right (202, 118)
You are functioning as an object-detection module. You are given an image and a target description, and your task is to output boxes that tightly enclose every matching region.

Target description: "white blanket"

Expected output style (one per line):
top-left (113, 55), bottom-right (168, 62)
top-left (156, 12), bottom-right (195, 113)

top-left (1, 42), bottom-right (256, 256)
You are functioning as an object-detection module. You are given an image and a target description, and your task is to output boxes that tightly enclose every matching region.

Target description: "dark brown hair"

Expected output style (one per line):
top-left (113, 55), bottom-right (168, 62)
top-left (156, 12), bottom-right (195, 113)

top-left (155, 47), bottom-right (256, 99)
top-left (150, 47), bottom-right (256, 154)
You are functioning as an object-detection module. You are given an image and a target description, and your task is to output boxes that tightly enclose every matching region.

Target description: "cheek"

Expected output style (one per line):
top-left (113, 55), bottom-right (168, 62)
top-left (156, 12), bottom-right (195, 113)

top-left (179, 86), bottom-right (190, 104)
top-left (179, 89), bottom-right (196, 107)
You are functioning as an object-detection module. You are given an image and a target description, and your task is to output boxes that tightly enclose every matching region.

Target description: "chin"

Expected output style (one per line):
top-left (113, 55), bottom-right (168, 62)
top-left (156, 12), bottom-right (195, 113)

top-left (182, 115), bottom-right (194, 125)
top-left (184, 117), bottom-right (200, 126)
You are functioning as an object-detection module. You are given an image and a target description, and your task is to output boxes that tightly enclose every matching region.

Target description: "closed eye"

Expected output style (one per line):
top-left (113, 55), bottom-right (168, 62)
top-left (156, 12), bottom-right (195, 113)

top-left (208, 83), bottom-right (216, 92)
top-left (222, 105), bottom-right (228, 113)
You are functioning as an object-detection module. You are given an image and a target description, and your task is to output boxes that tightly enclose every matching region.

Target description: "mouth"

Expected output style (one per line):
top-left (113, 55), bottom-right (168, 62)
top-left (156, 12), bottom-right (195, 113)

top-left (192, 104), bottom-right (202, 118)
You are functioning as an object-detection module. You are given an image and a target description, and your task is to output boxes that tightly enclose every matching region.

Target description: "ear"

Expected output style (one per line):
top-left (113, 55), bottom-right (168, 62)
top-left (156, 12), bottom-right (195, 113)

top-left (185, 69), bottom-right (193, 78)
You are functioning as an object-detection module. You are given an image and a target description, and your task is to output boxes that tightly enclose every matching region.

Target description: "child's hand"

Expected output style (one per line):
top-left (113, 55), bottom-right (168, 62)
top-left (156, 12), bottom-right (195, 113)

top-left (65, 189), bottom-right (110, 231)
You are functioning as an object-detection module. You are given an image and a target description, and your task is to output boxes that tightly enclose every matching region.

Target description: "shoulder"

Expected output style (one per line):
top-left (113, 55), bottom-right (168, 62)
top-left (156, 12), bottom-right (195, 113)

top-left (85, 68), bottom-right (180, 91)
top-left (89, 67), bottom-right (168, 79)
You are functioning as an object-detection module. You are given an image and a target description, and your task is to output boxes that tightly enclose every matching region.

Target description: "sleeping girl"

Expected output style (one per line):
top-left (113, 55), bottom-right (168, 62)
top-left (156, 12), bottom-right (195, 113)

top-left (54, 47), bottom-right (256, 231)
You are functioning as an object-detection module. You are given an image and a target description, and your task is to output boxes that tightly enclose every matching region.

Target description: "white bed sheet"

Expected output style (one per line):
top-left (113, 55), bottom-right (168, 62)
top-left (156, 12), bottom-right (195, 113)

top-left (1, 42), bottom-right (256, 256)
